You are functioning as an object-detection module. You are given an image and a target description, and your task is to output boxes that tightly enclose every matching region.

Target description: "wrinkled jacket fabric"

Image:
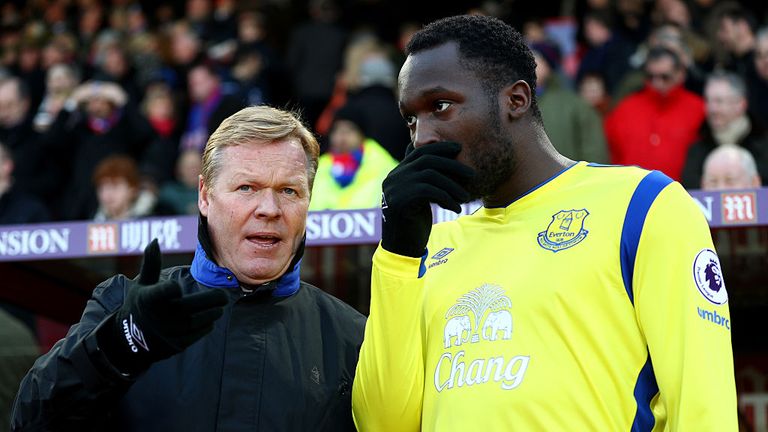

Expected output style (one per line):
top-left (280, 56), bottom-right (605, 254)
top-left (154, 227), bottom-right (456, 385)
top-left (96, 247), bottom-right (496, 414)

top-left (12, 243), bottom-right (366, 431)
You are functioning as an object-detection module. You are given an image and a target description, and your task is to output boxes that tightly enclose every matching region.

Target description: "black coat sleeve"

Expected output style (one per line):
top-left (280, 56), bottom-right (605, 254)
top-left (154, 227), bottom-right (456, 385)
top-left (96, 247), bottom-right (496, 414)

top-left (11, 275), bottom-right (136, 431)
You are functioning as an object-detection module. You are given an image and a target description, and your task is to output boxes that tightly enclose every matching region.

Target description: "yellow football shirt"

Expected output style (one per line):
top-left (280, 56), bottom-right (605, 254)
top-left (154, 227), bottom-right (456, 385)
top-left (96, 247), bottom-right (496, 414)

top-left (353, 162), bottom-right (737, 431)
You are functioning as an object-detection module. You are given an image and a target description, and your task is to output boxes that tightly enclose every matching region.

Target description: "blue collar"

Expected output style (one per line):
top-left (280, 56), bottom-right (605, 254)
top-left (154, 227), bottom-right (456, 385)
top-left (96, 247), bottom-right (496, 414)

top-left (190, 243), bottom-right (301, 297)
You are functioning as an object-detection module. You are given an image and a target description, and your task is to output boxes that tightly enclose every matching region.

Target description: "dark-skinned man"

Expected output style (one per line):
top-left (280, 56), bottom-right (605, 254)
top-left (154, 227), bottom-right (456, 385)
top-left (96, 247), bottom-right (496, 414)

top-left (352, 15), bottom-right (736, 431)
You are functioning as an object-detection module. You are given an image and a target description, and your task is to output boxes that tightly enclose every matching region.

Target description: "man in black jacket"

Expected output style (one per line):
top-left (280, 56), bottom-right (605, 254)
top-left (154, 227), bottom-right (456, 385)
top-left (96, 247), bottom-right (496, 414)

top-left (12, 106), bottom-right (366, 431)
top-left (681, 71), bottom-right (768, 189)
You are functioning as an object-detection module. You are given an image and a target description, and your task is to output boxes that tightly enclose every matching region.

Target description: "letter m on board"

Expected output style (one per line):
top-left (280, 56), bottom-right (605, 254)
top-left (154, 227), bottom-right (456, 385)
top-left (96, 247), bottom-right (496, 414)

top-left (88, 224), bottom-right (119, 253)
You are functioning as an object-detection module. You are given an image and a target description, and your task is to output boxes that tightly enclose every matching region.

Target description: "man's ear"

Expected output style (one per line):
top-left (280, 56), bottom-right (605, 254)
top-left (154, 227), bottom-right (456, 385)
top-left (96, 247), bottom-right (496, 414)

top-left (501, 80), bottom-right (533, 121)
top-left (198, 175), bottom-right (209, 217)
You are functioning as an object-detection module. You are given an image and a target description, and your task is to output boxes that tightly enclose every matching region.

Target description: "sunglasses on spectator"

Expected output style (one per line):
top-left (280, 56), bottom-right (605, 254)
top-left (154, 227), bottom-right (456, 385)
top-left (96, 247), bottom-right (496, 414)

top-left (645, 71), bottom-right (675, 82)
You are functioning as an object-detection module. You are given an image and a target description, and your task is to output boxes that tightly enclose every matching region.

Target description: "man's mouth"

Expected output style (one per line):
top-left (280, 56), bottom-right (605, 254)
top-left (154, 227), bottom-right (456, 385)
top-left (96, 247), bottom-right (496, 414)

top-left (246, 234), bottom-right (282, 248)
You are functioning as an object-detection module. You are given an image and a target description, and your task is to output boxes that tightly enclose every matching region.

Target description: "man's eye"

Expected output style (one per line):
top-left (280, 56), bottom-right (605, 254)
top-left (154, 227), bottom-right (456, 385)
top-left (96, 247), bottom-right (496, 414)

top-left (435, 101), bottom-right (451, 112)
top-left (283, 188), bottom-right (297, 195)
top-left (404, 115), bottom-right (416, 127)
top-left (238, 185), bottom-right (252, 192)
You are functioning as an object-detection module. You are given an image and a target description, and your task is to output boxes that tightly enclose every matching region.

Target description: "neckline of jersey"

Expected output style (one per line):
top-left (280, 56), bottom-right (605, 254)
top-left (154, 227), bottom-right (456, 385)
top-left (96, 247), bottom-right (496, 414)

top-left (478, 161), bottom-right (584, 214)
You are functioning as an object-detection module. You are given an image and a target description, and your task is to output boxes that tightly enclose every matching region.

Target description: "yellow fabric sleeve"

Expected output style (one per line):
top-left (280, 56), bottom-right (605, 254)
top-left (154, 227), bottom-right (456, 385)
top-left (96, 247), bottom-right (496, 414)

top-left (352, 246), bottom-right (425, 432)
top-left (634, 182), bottom-right (737, 431)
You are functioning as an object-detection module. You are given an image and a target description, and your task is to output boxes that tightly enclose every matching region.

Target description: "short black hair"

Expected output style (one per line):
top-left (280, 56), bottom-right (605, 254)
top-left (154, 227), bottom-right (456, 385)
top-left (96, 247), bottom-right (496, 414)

top-left (715, 2), bottom-right (757, 33)
top-left (645, 46), bottom-right (683, 70)
top-left (406, 15), bottom-right (541, 122)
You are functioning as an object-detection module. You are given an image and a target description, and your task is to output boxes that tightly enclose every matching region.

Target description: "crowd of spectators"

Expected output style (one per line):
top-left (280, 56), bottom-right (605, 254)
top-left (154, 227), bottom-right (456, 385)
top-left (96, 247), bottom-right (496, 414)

top-left (1, 0), bottom-right (768, 228)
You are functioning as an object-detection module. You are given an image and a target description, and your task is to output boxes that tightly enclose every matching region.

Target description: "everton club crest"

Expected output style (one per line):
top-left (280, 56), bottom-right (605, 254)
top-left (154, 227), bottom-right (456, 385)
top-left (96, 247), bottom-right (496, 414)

top-left (537, 209), bottom-right (590, 252)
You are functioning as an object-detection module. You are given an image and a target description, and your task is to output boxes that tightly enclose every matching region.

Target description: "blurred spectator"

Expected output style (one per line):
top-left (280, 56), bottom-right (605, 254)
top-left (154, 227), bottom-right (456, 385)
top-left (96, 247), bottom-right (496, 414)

top-left (77, 3), bottom-right (105, 57)
top-left (0, 308), bottom-right (38, 432)
top-left (231, 46), bottom-right (269, 106)
top-left (186, 0), bottom-right (213, 40)
top-left (33, 63), bottom-right (80, 132)
top-left (747, 27), bottom-right (768, 126)
top-left (700, 144), bottom-right (761, 190)
top-left (532, 42), bottom-right (608, 163)
top-left (682, 72), bottom-right (768, 188)
top-left (0, 141), bottom-right (50, 225)
top-left (140, 82), bottom-right (180, 186)
top-left (309, 106), bottom-right (396, 210)
top-left (617, 23), bottom-right (707, 101)
top-left (93, 42), bottom-right (142, 103)
top-left (577, 9), bottom-right (635, 95)
top-left (605, 46), bottom-right (705, 180)
top-left (578, 72), bottom-right (612, 116)
top-left (651, 0), bottom-right (711, 66)
top-left (340, 53), bottom-right (410, 161)
top-left (51, 80), bottom-right (153, 220)
top-left (713, 2), bottom-right (756, 77)
top-left (180, 62), bottom-right (243, 153)
top-left (208, 0), bottom-right (237, 44)
top-left (287, 0), bottom-right (347, 129)
top-left (41, 34), bottom-right (78, 70)
top-left (613, 0), bottom-right (651, 45)
top-left (168, 21), bottom-right (204, 92)
top-left (233, 10), bottom-right (278, 106)
top-left (157, 149), bottom-right (201, 215)
top-left (92, 155), bottom-right (156, 221)
top-left (15, 38), bottom-right (45, 109)
top-left (0, 77), bottom-right (62, 205)
top-left (315, 33), bottom-right (380, 138)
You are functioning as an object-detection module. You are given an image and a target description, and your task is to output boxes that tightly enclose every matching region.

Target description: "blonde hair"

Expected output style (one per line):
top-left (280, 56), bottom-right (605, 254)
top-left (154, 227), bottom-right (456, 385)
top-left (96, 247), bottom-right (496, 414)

top-left (201, 106), bottom-right (320, 188)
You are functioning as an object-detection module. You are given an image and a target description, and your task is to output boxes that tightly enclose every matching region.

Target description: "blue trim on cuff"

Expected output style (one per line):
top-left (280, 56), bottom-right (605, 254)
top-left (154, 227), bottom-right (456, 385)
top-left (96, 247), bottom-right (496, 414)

top-left (190, 243), bottom-right (238, 288)
top-left (418, 248), bottom-right (428, 278)
top-left (619, 171), bottom-right (673, 305)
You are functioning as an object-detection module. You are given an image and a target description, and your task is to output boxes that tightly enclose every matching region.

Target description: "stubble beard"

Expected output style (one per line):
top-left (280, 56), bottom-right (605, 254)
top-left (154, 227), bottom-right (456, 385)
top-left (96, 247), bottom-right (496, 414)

top-left (463, 107), bottom-right (517, 201)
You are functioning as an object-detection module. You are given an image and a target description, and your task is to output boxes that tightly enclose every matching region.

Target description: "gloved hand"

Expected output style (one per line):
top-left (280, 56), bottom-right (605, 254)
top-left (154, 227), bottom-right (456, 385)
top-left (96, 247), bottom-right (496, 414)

top-left (380, 141), bottom-right (475, 258)
top-left (97, 239), bottom-right (229, 374)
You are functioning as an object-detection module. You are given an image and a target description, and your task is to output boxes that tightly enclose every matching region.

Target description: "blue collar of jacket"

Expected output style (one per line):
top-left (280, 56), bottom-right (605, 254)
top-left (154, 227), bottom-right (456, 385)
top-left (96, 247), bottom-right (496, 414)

top-left (190, 242), bottom-right (301, 297)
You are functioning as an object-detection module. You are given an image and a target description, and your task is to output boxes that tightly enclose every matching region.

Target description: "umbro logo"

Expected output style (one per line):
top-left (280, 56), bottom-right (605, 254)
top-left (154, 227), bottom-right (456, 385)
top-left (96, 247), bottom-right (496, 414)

top-left (429, 247), bottom-right (454, 269)
top-left (122, 314), bottom-right (149, 353)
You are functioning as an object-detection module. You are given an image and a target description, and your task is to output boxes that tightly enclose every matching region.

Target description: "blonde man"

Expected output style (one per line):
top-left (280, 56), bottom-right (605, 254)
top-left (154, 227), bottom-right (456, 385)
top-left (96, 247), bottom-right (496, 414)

top-left (13, 106), bottom-right (366, 431)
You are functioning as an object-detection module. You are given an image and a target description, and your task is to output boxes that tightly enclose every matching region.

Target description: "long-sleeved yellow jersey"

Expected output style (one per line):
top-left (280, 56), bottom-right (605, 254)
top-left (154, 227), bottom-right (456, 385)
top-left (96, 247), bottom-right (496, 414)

top-left (353, 162), bottom-right (737, 431)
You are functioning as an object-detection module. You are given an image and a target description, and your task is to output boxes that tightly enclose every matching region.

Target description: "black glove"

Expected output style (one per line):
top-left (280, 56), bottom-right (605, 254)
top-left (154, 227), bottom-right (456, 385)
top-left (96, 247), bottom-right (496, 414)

top-left (97, 239), bottom-right (229, 374)
top-left (380, 141), bottom-right (474, 258)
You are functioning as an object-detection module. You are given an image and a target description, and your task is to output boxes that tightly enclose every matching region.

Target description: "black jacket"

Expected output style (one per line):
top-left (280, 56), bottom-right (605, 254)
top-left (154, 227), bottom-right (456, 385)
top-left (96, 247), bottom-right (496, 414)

top-left (45, 106), bottom-right (154, 220)
top-left (12, 243), bottom-right (366, 431)
top-left (680, 117), bottom-right (768, 189)
top-left (0, 186), bottom-right (50, 225)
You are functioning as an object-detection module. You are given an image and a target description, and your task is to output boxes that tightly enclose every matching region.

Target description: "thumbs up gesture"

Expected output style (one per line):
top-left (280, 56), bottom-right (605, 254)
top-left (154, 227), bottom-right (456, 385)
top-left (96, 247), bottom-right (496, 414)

top-left (97, 239), bottom-right (229, 374)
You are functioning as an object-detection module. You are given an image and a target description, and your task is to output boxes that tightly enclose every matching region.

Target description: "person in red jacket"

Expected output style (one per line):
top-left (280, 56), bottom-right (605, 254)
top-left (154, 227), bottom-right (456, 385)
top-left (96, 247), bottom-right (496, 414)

top-left (604, 46), bottom-right (705, 181)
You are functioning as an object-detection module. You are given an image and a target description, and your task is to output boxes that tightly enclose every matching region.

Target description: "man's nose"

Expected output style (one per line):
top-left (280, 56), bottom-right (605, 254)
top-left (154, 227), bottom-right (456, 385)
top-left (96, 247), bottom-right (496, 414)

top-left (412, 118), bottom-right (440, 147)
top-left (253, 190), bottom-right (282, 218)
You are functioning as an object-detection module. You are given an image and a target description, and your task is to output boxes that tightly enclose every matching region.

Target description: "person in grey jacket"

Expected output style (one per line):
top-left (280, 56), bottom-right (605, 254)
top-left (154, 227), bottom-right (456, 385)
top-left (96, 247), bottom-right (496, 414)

top-left (12, 106), bottom-right (366, 431)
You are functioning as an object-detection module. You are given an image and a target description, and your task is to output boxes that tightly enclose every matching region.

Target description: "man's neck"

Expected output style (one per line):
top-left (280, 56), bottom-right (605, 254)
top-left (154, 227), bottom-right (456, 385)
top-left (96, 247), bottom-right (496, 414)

top-left (482, 128), bottom-right (573, 208)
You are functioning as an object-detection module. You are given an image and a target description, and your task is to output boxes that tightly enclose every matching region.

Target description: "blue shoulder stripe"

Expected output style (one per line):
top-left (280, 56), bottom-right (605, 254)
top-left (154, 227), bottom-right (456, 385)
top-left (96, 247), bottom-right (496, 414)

top-left (619, 170), bottom-right (673, 306)
top-left (631, 354), bottom-right (660, 431)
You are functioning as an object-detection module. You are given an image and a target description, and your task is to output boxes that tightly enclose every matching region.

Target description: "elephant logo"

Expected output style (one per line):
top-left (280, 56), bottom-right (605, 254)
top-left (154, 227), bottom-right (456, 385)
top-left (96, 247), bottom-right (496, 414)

top-left (444, 284), bottom-right (512, 346)
top-left (482, 310), bottom-right (512, 341)
top-left (444, 315), bottom-right (472, 348)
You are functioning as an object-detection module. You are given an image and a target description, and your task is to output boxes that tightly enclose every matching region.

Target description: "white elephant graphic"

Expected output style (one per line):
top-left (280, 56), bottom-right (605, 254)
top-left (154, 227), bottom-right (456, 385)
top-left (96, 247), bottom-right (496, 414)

top-left (444, 315), bottom-right (471, 348)
top-left (482, 310), bottom-right (512, 341)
